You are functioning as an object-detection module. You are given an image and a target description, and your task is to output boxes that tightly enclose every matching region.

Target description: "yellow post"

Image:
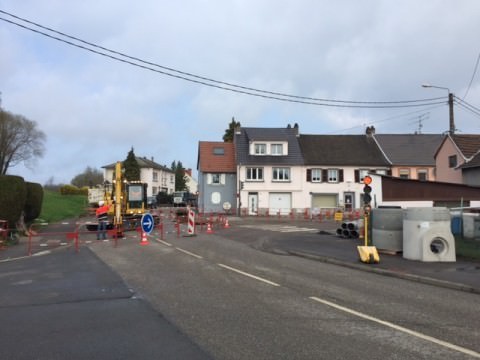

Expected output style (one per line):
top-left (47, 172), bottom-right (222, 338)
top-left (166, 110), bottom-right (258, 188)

top-left (114, 161), bottom-right (124, 237)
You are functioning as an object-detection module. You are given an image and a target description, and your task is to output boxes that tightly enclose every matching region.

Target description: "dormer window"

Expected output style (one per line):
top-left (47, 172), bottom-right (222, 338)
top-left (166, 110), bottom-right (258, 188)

top-left (254, 143), bottom-right (267, 155)
top-left (271, 144), bottom-right (283, 155)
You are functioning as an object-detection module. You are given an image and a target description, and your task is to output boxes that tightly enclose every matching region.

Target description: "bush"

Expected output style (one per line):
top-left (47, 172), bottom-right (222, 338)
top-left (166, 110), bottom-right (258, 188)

top-left (0, 175), bottom-right (27, 229)
top-left (60, 184), bottom-right (86, 195)
top-left (24, 182), bottom-right (44, 223)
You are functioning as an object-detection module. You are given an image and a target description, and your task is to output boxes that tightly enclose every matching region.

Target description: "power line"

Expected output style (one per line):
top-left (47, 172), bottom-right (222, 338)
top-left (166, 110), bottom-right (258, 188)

top-left (0, 10), bottom-right (447, 108)
top-left (462, 49), bottom-right (480, 100)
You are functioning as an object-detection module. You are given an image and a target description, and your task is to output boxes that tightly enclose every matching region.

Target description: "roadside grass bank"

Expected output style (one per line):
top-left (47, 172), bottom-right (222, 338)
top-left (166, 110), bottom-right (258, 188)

top-left (37, 190), bottom-right (88, 224)
top-left (455, 236), bottom-right (480, 261)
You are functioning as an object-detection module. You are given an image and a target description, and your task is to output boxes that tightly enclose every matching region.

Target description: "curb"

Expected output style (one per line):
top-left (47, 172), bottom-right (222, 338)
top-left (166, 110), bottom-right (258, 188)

top-left (288, 250), bottom-right (480, 295)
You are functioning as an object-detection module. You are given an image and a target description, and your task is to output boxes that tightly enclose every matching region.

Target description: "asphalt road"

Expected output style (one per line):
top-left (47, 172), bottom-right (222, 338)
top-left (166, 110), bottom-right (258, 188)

top-left (88, 225), bottom-right (480, 360)
top-left (0, 246), bottom-right (212, 360)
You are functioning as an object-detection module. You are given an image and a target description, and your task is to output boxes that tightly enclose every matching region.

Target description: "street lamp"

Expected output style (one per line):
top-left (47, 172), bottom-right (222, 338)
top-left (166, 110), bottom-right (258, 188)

top-left (421, 83), bottom-right (455, 135)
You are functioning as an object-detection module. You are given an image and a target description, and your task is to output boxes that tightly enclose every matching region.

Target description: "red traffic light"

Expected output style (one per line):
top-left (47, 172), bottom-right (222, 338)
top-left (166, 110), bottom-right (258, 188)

top-left (363, 175), bottom-right (372, 185)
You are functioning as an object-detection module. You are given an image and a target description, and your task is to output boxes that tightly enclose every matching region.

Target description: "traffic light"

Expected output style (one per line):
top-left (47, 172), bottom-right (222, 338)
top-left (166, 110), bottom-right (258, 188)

top-left (362, 175), bottom-right (372, 207)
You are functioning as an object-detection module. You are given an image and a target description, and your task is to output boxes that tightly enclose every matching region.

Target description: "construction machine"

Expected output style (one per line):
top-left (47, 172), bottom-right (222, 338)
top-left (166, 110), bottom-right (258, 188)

top-left (87, 161), bottom-right (158, 236)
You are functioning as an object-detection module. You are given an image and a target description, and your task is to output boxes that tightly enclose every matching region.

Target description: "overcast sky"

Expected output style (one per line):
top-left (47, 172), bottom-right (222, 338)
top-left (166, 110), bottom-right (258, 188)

top-left (1, 1), bottom-right (479, 185)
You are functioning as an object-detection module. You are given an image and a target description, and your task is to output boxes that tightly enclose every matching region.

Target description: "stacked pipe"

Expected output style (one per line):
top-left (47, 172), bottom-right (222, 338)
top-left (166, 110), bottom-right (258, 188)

top-left (336, 220), bottom-right (363, 238)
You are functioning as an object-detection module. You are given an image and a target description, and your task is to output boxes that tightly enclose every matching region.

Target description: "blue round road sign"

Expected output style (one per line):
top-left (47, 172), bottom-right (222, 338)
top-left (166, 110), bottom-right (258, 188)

top-left (141, 213), bottom-right (154, 234)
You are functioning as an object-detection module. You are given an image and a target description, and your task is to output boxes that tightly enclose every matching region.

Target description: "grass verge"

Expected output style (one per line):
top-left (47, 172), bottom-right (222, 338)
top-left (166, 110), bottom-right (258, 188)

top-left (455, 236), bottom-right (480, 261)
top-left (38, 190), bottom-right (89, 223)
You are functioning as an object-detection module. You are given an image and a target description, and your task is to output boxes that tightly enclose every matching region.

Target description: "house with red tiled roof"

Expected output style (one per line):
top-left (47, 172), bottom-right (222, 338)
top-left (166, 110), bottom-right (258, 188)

top-left (197, 141), bottom-right (236, 213)
top-left (434, 134), bottom-right (480, 184)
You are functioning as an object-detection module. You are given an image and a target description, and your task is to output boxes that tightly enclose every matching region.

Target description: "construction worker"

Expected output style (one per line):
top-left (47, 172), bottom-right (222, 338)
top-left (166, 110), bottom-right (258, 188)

top-left (96, 200), bottom-right (109, 240)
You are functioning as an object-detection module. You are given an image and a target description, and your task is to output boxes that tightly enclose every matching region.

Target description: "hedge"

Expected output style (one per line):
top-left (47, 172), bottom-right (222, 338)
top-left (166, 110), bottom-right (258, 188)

top-left (24, 182), bottom-right (44, 223)
top-left (0, 175), bottom-right (27, 229)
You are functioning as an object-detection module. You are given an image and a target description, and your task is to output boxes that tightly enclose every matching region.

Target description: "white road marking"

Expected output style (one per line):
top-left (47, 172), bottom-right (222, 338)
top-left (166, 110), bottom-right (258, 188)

top-left (156, 239), bottom-right (172, 247)
top-left (239, 224), bottom-right (317, 233)
top-left (176, 247), bottom-right (203, 259)
top-left (309, 296), bottom-right (480, 358)
top-left (217, 263), bottom-right (280, 287)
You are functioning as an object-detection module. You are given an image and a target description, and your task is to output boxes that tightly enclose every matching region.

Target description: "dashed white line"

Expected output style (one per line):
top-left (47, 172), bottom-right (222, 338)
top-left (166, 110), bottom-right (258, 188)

top-left (217, 263), bottom-right (280, 287)
top-left (175, 247), bottom-right (203, 259)
top-left (309, 296), bottom-right (480, 358)
top-left (156, 239), bottom-right (172, 247)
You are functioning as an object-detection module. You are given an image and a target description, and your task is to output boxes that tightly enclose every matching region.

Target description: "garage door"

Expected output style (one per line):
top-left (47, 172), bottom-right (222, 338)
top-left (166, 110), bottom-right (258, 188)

top-left (269, 193), bottom-right (291, 215)
top-left (312, 194), bottom-right (337, 209)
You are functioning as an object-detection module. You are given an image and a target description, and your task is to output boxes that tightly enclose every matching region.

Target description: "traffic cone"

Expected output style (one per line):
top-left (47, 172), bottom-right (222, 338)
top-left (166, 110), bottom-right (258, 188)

top-left (224, 218), bottom-right (230, 228)
top-left (140, 231), bottom-right (149, 245)
top-left (207, 222), bottom-right (213, 234)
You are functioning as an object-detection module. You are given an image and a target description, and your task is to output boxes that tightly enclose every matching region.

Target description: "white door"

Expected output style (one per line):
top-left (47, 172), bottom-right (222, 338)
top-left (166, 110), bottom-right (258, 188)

top-left (248, 193), bottom-right (258, 215)
top-left (269, 193), bottom-right (291, 215)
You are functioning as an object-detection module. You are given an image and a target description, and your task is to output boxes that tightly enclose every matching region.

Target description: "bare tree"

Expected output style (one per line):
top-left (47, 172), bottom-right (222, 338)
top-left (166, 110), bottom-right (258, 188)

top-left (0, 109), bottom-right (46, 175)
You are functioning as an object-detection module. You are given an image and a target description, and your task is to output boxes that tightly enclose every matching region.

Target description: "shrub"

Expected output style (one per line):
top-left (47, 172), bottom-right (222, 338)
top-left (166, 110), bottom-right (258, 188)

top-left (60, 184), bottom-right (85, 195)
top-left (0, 175), bottom-right (27, 229)
top-left (24, 182), bottom-right (44, 223)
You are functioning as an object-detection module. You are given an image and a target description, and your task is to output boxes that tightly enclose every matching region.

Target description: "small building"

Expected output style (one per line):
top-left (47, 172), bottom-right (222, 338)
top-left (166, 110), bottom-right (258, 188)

top-left (103, 157), bottom-right (175, 198)
top-left (197, 141), bottom-right (236, 213)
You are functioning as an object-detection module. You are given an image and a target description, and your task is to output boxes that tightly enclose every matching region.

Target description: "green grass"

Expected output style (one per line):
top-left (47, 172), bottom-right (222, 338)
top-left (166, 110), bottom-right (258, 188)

top-left (38, 190), bottom-right (89, 223)
top-left (455, 236), bottom-right (480, 261)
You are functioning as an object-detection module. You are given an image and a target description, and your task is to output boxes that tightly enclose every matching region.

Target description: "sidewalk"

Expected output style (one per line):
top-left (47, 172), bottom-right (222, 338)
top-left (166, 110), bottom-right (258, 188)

top-left (228, 217), bottom-right (480, 295)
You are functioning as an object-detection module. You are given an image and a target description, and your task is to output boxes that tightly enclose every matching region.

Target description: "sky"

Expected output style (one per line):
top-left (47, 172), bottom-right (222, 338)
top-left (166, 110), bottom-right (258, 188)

top-left (1, 1), bottom-right (480, 185)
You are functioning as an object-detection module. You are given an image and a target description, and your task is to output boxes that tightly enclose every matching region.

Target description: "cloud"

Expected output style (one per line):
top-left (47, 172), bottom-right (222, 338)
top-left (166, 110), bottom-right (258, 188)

top-left (1, 0), bottom-right (480, 185)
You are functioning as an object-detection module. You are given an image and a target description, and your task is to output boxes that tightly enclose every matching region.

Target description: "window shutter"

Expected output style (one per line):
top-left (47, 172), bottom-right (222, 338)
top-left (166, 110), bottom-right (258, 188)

top-left (339, 169), bottom-right (344, 182)
top-left (306, 169), bottom-right (312, 182)
top-left (207, 174), bottom-right (212, 184)
top-left (322, 169), bottom-right (328, 182)
top-left (220, 174), bottom-right (226, 184)
top-left (354, 170), bottom-right (359, 183)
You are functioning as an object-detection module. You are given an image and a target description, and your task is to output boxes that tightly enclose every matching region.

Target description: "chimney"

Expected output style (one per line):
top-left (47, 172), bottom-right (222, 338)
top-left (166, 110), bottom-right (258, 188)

top-left (293, 123), bottom-right (299, 136)
top-left (366, 126), bottom-right (376, 136)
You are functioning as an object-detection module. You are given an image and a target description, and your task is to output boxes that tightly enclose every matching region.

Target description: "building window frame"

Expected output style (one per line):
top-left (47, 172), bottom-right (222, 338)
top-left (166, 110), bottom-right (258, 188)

top-left (254, 143), bottom-right (267, 155)
top-left (246, 167), bottom-right (264, 181)
top-left (448, 155), bottom-right (457, 168)
top-left (272, 167), bottom-right (290, 182)
top-left (271, 144), bottom-right (283, 155)
top-left (417, 169), bottom-right (428, 181)
top-left (327, 169), bottom-right (339, 183)
top-left (399, 168), bottom-right (410, 179)
top-left (312, 168), bottom-right (322, 182)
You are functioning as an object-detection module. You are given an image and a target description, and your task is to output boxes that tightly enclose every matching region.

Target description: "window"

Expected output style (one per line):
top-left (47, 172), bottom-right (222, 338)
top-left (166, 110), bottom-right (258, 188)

top-left (417, 169), bottom-right (428, 181)
top-left (312, 169), bottom-right (322, 182)
top-left (327, 169), bottom-right (339, 183)
top-left (153, 171), bottom-right (158, 182)
top-left (213, 147), bottom-right (225, 155)
top-left (271, 144), bottom-right (283, 155)
top-left (399, 169), bottom-right (410, 179)
top-left (358, 169), bottom-right (369, 183)
top-left (376, 169), bottom-right (387, 175)
top-left (254, 143), bottom-right (266, 155)
top-left (449, 155), bottom-right (457, 168)
top-left (273, 167), bottom-right (290, 181)
top-left (212, 174), bottom-right (221, 184)
top-left (246, 167), bottom-right (264, 181)
top-left (170, 175), bottom-right (174, 184)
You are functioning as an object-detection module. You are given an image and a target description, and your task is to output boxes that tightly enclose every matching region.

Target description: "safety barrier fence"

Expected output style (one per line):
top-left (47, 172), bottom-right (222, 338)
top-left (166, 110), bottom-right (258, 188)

top-left (1, 213), bottom-right (234, 257)
top-left (238, 208), bottom-right (363, 222)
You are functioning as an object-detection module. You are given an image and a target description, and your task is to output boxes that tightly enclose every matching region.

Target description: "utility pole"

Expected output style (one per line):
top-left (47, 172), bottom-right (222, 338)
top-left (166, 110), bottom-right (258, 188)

top-left (421, 84), bottom-right (455, 135)
top-left (448, 92), bottom-right (455, 135)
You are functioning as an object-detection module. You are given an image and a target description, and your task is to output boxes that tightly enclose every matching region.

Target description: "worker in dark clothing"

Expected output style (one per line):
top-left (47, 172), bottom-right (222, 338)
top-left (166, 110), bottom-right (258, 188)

top-left (96, 200), bottom-right (109, 240)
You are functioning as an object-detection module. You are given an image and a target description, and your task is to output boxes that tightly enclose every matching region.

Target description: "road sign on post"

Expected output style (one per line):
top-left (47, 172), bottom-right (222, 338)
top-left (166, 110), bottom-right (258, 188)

top-left (141, 213), bottom-right (154, 234)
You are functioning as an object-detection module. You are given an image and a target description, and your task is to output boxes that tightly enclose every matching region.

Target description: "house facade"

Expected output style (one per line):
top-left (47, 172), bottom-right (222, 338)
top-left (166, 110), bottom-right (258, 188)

top-left (435, 134), bottom-right (480, 184)
top-left (234, 125), bottom-right (304, 215)
top-left (299, 133), bottom-right (391, 212)
top-left (197, 141), bottom-right (236, 213)
top-left (103, 156), bottom-right (175, 198)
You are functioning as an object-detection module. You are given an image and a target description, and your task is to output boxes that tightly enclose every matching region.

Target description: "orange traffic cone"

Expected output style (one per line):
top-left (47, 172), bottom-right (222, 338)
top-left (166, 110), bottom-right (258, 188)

top-left (140, 231), bottom-right (149, 245)
top-left (224, 218), bottom-right (230, 228)
top-left (207, 222), bottom-right (213, 234)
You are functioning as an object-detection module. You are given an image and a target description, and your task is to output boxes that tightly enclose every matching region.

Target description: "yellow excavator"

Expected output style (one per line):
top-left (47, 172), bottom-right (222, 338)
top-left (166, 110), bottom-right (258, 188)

top-left (88, 161), bottom-right (157, 236)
